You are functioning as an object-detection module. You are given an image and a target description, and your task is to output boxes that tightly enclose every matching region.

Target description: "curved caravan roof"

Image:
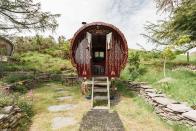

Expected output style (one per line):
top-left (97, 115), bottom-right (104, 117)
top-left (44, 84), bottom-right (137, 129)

top-left (0, 36), bottom-right (14, 56)
top-left (70, 22), bottom-right (128, 77)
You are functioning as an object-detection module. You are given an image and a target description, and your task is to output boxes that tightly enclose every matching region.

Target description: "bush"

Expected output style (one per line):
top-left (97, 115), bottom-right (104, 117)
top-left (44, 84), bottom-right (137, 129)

top-left (14, 96), bottom-right (34, 131)
top-left (4, 74), bottom-right (30, 83)
top-left (17, 99), bottom-right (34, 118)
top-left (128, 52), bottom-right (146, 81)
top-left (13, 84), bottom-right (28, 94)
top-left (0, 92), bottom-right (14, 107)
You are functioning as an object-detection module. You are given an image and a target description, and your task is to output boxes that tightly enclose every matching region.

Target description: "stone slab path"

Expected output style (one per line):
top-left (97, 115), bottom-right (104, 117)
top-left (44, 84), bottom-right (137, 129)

top-left (52, 117), bottom-right (77, 129)
top-left (48, 104), bottom-right (76, 112)
top-left (56, 96), bottom-right (72, 101)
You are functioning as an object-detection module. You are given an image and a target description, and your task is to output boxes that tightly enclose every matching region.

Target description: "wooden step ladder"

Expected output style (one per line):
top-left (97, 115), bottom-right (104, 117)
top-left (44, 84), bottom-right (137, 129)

top-left (91, 77), bottom-right (110, 110)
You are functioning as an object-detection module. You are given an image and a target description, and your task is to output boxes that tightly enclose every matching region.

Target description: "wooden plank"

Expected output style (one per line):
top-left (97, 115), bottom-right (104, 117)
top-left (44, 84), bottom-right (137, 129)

top-left (93, 106), bottom-right (109, 110)
top-left (94, 96), bottom-right (108, 100)
top-left (94, 88), bottom-right (107, 92)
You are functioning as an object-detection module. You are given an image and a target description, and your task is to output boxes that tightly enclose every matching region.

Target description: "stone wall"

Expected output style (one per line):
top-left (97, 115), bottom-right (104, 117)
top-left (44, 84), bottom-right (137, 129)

top-left (128, 83), bottom-right (196, 128)
top-left (1, 73), bottom-right (79, 94)
top-left (0, 106), bottom-right (23, 130)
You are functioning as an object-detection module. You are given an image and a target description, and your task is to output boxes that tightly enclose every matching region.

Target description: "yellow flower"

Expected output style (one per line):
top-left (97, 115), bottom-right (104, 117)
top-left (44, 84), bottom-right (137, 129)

top-left (18, 81), bottom-right (23, 85)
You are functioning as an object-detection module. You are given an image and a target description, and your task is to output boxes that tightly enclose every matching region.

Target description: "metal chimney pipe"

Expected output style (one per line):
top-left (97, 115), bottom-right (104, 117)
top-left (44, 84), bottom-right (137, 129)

top-left (82, 22), bottom-right (87, 25)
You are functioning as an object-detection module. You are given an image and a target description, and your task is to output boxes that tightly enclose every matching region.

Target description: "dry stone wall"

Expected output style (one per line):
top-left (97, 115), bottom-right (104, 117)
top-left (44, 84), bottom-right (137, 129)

top-left (0, 106), bottom-right (23, 130)
top-left (128, 83), bottom-right (196, 128)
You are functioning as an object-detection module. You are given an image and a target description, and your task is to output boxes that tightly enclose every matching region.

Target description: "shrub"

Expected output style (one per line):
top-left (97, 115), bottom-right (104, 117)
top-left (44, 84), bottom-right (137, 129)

top-left (128, 52), bottom-right (146, 81)
top-left (13, 84), bottom-right (28, 94)
top-left (0, 92), bottom-right (14, 107)
top-left (4, 74), bottom-right (29, 83)
top-left (17, 99), bottom-right (34, 118)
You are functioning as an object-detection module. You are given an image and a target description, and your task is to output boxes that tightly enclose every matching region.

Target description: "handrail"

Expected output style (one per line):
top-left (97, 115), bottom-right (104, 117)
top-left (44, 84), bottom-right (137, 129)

top-left (107, 77), bottom-right (110, 109)
top-left (91, 77), bottom-right (94, 108)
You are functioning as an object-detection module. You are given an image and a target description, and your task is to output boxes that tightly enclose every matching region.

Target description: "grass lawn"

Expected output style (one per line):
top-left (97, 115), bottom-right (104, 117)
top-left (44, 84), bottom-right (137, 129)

top-left (29, 82), bottom-right (90, 131)
top-left (121, 54), bottom-right (196, 106)
top-left (134, 64), bottom-right (196, 106)
top-left (173, 54), bottom-right (196, 64)
top-left (115, 81), bottom-right (193, 131)
top-left (1, 51), bottom-right (74, 73)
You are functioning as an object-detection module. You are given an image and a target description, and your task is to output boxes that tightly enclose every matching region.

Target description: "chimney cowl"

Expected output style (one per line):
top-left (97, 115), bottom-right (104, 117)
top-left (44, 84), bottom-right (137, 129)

top-left (82, 22), bottom-right (87, 25)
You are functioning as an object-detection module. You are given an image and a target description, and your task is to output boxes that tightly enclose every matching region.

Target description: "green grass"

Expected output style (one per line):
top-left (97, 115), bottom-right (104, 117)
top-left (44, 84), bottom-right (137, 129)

top-left (115, 80), bottom-right (194, 131)
top-left (172, 54), bottom-right (196, 64)
top-left (134, 64), bottom-right (196, 106)
top-left (121, 53), bottom-right (196, 106)
top-left (29, 82), bottom-right (89, 131)
top-left (1, 51), bottom-right (74, 73)
top-left (19, 52), bottom-right (73, 73)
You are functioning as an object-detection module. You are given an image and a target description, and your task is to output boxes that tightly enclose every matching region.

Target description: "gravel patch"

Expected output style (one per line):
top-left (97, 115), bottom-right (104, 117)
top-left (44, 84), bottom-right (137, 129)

top-left (79, 110), bottom-right (125, 131)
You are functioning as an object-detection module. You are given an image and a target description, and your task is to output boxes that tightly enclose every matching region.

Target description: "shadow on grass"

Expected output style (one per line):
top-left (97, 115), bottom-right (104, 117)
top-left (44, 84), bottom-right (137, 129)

top-left (114, 80), bottom-right (136, 98)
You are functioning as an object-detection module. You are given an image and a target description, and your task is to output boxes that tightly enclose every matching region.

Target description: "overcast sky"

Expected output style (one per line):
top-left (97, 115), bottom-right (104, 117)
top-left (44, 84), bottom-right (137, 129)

top-left (37, 0), bottom-right (167, 50)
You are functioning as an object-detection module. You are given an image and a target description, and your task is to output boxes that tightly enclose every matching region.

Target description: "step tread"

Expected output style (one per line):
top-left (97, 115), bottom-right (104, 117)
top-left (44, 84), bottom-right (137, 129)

top-left (93, 106), bottom-right (109, 110)
top-left (94, 82), bottom-right (110, 86)
top-left (94, 96), bottom-right (108, 100)
top-left (94, 88), bottom-right (107, 92)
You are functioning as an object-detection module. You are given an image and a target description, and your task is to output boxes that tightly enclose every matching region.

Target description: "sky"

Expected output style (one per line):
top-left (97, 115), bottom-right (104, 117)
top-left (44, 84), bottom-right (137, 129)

top-left (37, 0), bottom-right (167, 50)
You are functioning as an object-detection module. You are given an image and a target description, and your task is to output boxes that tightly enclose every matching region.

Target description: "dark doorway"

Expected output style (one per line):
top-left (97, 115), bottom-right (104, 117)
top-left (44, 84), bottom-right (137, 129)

top-left (91, 35), bottom-right (106, 76)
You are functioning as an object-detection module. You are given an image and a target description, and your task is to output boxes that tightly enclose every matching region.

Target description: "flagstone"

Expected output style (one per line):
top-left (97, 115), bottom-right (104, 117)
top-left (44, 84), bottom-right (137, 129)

top-left (48, 104), bottom-right (76, 112)
top-left (52, 117), bottom-right (77, 129)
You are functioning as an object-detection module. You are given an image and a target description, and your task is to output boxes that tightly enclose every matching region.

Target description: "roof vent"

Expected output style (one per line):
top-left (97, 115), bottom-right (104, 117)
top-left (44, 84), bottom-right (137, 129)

top-left (82, 22), bottom-right (87, 25)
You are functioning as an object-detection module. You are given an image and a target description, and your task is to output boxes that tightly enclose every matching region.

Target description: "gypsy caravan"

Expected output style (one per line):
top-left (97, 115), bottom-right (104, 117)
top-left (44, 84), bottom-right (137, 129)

top-left (71, 22), bottom-right (128, 109)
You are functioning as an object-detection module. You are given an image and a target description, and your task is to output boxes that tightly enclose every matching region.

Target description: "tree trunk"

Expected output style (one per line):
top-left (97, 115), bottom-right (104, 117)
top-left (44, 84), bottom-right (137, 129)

top-left (187, 52), bottom-right (190, 63)
top-left (163, 57), bottom-right (166, 78)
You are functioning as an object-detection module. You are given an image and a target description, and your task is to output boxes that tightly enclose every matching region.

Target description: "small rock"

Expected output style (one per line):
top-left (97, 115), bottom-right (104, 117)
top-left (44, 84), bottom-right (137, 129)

top-left (0, 114), bottom-right (6, 119)
top-left (147, 92), bottom-right (165, 98)
top-left (48, 104), bottom-right (76, 112)
top-left (144, 88), bottom-right (156, 93)
top-left (52, 117), bottom-right (77, 129)
top-left (182, 110), bottom-right (196, 122)
top-left (2, 106), bottom-right (13, 114)
top-left (157, 77), bottom-right (175, 83)
top-left (57, 91), bottom-right (67, 94)
top-left (140, 85), bottom-right (152, 89)
top-left (167, 103), bottom-right (192, 113)
top-left (57, 96), bottom-right (72, 101)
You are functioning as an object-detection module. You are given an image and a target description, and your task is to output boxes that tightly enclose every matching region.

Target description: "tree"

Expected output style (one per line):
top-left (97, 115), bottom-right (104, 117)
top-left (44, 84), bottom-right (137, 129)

top-left (0, 0), bottom-right (60, 36)
top-left (143, 0), bottom-right (196, 52)
top-left (154, 0), bottom-right (180, 13)
top-left (161, 47), bottom-right (176, 77)
top-left (128, 52), bottom-right (146, 81)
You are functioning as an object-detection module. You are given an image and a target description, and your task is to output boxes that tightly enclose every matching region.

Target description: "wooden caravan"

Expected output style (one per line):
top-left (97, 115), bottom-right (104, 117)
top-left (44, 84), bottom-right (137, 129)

top-left (0, 37), bottom-right (14, 61)
top-left (0, 37), bottom-right (14, 56)
top-left (71, 22), bottom-right (128, 78)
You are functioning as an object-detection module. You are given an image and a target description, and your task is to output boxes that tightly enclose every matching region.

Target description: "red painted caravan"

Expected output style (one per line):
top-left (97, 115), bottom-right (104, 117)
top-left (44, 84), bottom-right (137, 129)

top-left (71, 22), bottom-right (128, 78)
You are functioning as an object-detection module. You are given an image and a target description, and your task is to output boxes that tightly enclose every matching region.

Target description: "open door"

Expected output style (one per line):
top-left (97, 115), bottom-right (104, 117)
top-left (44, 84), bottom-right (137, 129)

top-left (74, 32), bottom-right (92, 77)
top-left (106, 32), bottom-right (112, 77)
top-left (106, 32), bottom-right (123, 77)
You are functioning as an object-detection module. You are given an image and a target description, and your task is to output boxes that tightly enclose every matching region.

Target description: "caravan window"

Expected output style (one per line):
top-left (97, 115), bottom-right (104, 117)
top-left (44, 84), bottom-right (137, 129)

top-left (95, 51), bottom-right (104, 58)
